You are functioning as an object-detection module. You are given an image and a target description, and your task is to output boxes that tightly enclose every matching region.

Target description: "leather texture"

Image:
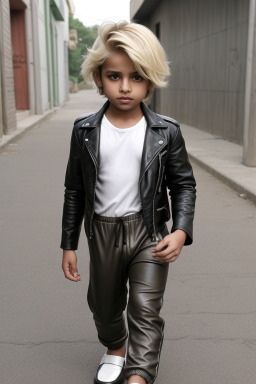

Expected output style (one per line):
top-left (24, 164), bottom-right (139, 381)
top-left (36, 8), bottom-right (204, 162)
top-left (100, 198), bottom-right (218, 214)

top-left (60, 101), bottom-right (196, 250)
top-left (87, 212), bottom-right (169, 383)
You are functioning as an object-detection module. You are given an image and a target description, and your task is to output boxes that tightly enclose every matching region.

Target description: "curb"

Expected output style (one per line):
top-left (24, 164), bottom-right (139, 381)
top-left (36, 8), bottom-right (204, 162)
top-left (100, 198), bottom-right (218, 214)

top-left (188, 153), bottom-right (256, 205)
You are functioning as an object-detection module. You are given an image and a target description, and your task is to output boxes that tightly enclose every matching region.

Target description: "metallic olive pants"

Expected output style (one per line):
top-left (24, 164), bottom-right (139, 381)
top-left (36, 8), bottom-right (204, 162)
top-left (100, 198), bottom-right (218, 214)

top-left (87, 212), bottom-right (169, 383)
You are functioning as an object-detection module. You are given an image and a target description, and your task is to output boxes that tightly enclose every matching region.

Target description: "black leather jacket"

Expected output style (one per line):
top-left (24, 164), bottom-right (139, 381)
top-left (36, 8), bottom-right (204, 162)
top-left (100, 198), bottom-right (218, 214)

top-left (61, 101), bottom-right (196, 249)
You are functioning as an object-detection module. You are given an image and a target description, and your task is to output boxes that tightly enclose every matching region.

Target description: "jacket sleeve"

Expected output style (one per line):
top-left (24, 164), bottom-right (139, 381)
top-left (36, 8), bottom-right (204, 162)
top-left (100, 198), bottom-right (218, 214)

top-left (60, 126), bottom-right (85, 250)
top-left (165, 125), bottom-right (196, 245)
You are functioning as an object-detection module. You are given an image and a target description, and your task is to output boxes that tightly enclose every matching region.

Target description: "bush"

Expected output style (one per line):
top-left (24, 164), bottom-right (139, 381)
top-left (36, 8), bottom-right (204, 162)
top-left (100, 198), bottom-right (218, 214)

top-left (69, 75), bottom-right (78, 84)
top-left (69, 15), bottom-right (98, 83)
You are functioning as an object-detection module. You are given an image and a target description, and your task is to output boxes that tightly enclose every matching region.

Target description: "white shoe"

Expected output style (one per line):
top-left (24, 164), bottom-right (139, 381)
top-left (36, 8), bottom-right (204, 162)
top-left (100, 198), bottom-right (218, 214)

top-left (94, 353), bottom-right (125, 384)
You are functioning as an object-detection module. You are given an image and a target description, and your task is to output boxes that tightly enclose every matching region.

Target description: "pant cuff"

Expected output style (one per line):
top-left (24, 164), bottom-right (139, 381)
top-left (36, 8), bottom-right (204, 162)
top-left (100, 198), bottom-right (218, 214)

top-left (98, 332), bottom-right (128, 350)
top-left (124, 368), bottom-right (154, 384)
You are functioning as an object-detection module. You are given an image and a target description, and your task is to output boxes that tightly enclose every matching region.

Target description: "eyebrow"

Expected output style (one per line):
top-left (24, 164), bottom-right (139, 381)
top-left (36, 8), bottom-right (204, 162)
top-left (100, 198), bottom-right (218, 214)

top-left (105, 70), bottom-right (140, 75)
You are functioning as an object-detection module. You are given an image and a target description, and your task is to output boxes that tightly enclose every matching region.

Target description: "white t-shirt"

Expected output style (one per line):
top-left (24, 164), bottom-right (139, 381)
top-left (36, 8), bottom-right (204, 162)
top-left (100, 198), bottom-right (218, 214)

top-left (94, 114), bottom-right (147, 217)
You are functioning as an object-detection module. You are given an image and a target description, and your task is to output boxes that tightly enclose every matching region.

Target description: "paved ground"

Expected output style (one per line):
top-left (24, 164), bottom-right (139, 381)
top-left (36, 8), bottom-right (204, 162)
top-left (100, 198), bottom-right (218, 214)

top-left (1, 90), bottom-right (256, 384)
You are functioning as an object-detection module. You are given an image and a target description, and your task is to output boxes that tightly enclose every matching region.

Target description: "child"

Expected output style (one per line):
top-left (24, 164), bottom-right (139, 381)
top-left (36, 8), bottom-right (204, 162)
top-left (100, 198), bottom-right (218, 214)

top-left (61, 21), bottom-right (196, 384)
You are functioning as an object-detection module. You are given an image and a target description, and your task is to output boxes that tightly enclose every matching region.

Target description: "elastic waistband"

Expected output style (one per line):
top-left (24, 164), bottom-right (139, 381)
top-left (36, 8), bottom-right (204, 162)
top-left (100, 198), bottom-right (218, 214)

top-left (93, 211), bottom-right (143, 224)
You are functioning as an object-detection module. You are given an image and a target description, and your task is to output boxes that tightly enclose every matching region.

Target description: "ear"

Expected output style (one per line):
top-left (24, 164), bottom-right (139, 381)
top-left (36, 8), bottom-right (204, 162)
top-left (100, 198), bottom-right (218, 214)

top-left (93, 70), bottom-right (104, 95)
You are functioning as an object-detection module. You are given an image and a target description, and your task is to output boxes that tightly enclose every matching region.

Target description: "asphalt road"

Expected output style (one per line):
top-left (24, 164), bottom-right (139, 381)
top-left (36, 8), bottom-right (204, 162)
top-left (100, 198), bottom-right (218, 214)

top-left (0, 90), bottom-right (256, 384)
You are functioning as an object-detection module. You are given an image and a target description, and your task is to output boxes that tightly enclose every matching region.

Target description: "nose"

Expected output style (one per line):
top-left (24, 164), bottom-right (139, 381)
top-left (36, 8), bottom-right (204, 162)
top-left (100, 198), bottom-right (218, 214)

top-left (120, 77), bottom-right (131, 93)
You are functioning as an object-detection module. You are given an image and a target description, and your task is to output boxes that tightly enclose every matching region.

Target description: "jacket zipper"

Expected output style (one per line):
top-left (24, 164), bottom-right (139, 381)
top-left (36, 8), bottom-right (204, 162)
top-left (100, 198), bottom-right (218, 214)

top-left (152, 153), bottom-right (164, 241)
top-left (85, 141), bottom-right (98, 239)
top-left (152, 182), bottom-right (158, 242)
top-left (157, 150), bottom-right (167, 193)
top-left (139, 143), bottom-right (167, 242)
top-left (158, 166), bottom-right (165, 193)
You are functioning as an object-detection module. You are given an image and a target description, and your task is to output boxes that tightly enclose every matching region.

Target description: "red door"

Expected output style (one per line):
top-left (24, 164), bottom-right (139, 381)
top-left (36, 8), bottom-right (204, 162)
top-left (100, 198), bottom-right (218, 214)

top-left (10, 10), bottom-right (29, 110)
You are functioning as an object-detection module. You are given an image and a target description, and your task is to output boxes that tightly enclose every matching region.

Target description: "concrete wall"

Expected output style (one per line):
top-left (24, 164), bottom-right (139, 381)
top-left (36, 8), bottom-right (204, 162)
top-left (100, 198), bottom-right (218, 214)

top-left (0, 0), bottom-right (72, 144)
top-left (0, 4), bottom-right (3, 139)
top-left (43, 0), bottom-right (69, 109)
top-left (243, 0), bottom-right (256, 166)
top-left (37, 0), bottom-right (51, 112)
top-left (130, 0), bottom-right (145, 17)
top-left (133, 0), bottom-right (249, 145)
top-left (0, 60), bottom-right (3, 139)
top-left (0, 0), bottom-right (17, 135)
top-left (0, 0), bottom-right (70, 142)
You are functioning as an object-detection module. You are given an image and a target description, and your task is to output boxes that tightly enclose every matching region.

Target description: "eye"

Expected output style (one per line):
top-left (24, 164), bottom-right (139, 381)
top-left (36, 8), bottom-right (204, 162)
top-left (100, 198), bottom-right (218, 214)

top-left (108, 74), bottom-right (119, 80)
top-left (133, 74), bottom-right (143, 81)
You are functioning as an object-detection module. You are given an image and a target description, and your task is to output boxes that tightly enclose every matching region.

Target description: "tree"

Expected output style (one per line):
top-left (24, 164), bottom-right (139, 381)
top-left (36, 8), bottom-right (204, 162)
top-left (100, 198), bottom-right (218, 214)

top-left (69, 15), bottom-right (98, 83)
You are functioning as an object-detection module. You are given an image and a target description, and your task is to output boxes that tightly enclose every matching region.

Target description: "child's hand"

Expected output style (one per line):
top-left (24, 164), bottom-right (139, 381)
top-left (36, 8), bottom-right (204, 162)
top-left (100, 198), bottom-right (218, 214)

top-left (152, 230), bottom-right (187, 263)
top-left (62, 250), bottom-right (81, 281)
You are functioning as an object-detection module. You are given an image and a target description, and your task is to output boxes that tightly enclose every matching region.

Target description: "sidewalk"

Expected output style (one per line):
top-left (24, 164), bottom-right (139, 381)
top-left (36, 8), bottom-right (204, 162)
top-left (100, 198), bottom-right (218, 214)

top-left (1, 90), bottom-right (256, 205)
top-left (181, 124), bottom-right (256, 205)
top-left (0, 108), bottom-right (57, 149)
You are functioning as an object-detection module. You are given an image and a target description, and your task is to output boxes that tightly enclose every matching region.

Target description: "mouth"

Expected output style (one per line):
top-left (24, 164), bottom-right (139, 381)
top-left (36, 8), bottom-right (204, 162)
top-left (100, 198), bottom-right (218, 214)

top-left (118, 97), bottom-right (133, 102)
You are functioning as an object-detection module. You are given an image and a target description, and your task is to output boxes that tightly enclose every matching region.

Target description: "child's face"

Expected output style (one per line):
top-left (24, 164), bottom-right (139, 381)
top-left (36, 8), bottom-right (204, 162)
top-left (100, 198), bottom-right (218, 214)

top-left (94, 50), bottom-right (150, 113)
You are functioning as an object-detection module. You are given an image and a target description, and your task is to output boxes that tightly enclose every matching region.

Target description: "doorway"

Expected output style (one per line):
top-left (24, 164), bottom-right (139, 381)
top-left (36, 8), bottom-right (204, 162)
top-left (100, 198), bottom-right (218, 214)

top-left (10, 1), bottom-right (29, 110)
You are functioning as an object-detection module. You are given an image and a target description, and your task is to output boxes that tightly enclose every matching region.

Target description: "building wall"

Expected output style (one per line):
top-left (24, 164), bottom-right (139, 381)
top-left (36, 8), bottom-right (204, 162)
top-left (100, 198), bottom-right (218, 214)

top-left (38, 0), bottom-right (52, 112)
top-left (43, 0), bottom-right (69, 109)
top-left (0, 60), bottom-right (3, 138)
top-left (0, 0), bottom-right (71, 142)
top-left (130, 0), bottom-right (144, 18)
top-left (0, 5), bottom-right (3, 139)
top-left (0, 0), bottom-right (17, 135)
top-left (136, 0), bottom-right (249, 145)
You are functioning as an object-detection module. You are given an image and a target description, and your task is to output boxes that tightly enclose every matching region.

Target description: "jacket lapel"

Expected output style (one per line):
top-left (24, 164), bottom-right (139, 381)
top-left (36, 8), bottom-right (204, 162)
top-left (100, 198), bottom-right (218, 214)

top-left (139, 103), bottom-right (168, 181)
top-left (80, 101), bottom-right (109, 167)
top-left (79, 100), bottom-right (168, 177)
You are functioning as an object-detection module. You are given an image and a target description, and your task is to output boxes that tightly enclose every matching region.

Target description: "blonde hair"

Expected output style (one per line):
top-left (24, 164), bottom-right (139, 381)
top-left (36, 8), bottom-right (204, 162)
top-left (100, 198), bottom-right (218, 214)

top-left (81, 21), bottom-right (170, 93)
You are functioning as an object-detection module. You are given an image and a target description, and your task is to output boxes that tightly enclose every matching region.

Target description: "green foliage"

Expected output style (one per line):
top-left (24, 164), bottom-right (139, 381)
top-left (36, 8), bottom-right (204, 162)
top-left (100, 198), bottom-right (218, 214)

top-left (69, 75), bottom-right (78, 83)
top-left (69, 14), bottom-right (98, 83)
